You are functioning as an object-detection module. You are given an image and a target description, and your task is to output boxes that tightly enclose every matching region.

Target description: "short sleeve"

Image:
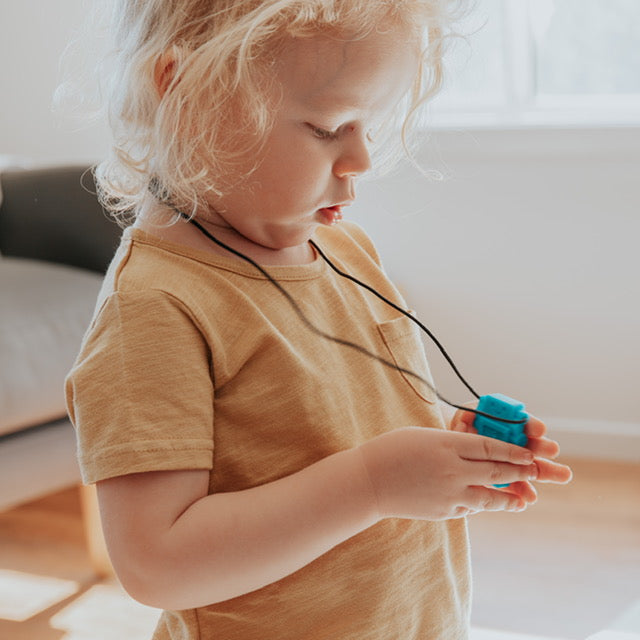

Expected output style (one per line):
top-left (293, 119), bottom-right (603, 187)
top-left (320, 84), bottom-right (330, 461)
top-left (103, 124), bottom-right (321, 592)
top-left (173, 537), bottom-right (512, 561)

top-left (65, 290), bottom-right (214, 484)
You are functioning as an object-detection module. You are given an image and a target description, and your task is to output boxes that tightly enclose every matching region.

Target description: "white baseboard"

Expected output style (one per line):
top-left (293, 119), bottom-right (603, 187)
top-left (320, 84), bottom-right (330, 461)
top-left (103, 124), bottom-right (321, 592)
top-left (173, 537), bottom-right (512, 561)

top-left (470, 628), bottom-right (568, 640)
top-left (544, 417), bottom-right (640, 462)
top-left (587, 633), bottom-right (640, 640)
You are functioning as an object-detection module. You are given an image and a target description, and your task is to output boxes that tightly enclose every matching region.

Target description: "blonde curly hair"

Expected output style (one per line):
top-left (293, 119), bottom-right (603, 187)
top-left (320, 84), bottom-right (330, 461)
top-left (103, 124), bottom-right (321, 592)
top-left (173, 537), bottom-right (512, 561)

top-left (87, 0), bottom-right (465, 224)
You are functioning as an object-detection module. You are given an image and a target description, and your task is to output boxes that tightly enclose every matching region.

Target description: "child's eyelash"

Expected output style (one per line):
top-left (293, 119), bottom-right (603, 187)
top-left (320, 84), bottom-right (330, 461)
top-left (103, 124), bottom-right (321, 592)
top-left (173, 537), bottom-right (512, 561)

top-left (308, 124), bottom-right (340, 140)
top-left (307, 123), bottom-right (376, 143)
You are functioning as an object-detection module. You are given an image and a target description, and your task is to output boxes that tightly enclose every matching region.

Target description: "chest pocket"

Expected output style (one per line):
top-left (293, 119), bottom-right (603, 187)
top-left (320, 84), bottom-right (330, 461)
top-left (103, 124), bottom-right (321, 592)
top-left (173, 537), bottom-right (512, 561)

top-left (377, 313), bottom-right (437, 405)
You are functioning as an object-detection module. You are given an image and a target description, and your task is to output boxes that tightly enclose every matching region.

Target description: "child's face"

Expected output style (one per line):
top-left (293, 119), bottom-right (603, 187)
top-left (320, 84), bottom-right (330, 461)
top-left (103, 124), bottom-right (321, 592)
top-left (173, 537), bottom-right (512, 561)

top-left (205, 25), bottom-right (419, 260)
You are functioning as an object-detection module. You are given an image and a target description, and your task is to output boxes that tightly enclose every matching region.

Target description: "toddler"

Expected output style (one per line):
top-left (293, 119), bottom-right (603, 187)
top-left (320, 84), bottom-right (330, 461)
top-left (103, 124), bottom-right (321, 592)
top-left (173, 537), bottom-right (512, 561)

top-left (65, 1), bottom-right (572, 638)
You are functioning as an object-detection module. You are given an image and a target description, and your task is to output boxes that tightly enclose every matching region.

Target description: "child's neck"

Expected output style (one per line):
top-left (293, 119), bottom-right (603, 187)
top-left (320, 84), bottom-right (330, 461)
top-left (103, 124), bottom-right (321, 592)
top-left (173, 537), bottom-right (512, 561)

top-left (134, 209), bottom-right (317, 267)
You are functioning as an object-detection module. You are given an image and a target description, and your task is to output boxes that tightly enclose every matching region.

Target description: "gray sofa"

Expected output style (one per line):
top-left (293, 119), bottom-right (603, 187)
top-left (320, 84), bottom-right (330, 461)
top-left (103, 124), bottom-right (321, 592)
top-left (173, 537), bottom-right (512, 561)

top-left (0, 165), bottom-right (121, 511)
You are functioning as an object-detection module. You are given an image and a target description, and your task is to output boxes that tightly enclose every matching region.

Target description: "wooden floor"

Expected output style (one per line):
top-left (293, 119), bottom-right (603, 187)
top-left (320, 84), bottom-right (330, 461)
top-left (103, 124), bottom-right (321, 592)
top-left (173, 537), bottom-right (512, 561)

top-left (470, 458), bottom-right (640, 639)
top-left (0, 457), bottom-right (638, 640)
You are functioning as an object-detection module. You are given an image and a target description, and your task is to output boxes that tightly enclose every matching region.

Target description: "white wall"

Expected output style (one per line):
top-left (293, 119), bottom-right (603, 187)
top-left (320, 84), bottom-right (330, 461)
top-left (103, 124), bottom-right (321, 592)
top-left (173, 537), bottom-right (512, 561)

top-left (2, 2), bottom-right (639, 458)
top-left (0, 1), bottom-right (109, 166)
top-left (349, 128), bottom-right (640, 459)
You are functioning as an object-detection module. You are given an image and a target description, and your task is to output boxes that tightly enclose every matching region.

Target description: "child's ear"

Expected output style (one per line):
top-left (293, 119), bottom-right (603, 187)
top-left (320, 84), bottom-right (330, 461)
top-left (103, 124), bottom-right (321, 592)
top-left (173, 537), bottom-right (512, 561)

top-left (154, 49), bottom-right (179, 97)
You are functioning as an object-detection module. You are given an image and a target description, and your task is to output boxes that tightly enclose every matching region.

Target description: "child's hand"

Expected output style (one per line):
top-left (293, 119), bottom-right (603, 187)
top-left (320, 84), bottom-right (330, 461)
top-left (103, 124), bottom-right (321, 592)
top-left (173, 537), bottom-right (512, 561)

top-left (358, 427), bottom-right (542, 521)
top-left (449, 403), bottom-right (573, 487)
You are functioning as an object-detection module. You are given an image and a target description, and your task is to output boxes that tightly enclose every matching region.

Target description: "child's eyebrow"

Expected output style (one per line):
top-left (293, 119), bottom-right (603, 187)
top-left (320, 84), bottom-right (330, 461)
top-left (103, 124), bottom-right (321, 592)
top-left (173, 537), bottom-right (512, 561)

top-left (302, 92), bottom-right (357, 110)
top-left (300, 92), bottom-right (374, 120)
top-left (302, 79), bottom-right (402, 116)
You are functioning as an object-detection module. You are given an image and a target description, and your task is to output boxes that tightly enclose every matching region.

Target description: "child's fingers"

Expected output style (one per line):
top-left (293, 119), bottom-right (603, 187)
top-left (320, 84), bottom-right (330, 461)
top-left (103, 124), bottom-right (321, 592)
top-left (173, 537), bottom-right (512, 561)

top-left (459, 433), bottom-right (534, 465)
top-left (448, 404), bottom-right (477, 433)
top-left (526, 416), bottom-right (564, 459)
top-left (533, 457), bottom-right (573, 484)
top-left (498, 480), bottom-right (538, 504)
top-left (461, 486), bottom-right (527, 514)
top-left (453, 411), bottom-right (571, 485)
top-left (458, 433), bottom-right (540, 486)
top-left (526, 435), bottom-right (560, 459)
top-left (461, 481), bottom-right (537, 515)
top-left (525, 414), bottom-right (547, 438)
top-left (469, 459), bottom-right (539, 486)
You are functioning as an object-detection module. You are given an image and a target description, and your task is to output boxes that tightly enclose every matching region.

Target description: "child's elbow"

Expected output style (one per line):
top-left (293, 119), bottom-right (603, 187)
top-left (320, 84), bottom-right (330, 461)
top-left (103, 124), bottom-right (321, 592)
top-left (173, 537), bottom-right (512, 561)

top-left (109, 547), bottom-right (185, 611)
top-left (117, 568), bottom-right (187, 611)
top-left (118, 575), bottom-right (162, 610)
top-left (109, 561), bottom-right (156, 609)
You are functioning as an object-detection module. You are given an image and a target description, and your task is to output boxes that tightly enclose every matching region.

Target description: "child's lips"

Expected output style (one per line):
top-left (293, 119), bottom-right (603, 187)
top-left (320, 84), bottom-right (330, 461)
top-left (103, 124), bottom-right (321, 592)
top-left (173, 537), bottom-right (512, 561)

top-left (318, 205), bottom-right (344, 225)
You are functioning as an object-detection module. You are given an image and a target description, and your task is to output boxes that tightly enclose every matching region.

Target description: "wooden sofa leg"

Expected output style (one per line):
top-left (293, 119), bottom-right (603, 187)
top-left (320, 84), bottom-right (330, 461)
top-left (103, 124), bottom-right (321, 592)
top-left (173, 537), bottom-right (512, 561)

top-left (79, 483), bottom-right (114, 577)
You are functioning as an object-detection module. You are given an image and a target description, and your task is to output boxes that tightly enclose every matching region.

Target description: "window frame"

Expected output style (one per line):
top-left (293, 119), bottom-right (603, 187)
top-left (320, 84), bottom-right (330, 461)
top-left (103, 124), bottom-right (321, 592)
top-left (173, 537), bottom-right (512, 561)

top-left (428, 0), bottom-right (640, 130)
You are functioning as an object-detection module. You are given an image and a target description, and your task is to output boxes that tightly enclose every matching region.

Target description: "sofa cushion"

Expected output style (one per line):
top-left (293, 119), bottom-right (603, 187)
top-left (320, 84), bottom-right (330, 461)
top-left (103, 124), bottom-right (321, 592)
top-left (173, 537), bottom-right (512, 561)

top-left (0, 257), bottom-right (103, 436)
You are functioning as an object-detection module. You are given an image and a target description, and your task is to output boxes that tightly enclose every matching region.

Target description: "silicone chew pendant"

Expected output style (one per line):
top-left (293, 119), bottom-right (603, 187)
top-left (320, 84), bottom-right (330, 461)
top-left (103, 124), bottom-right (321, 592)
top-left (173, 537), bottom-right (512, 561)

top-left (473, 393), bottom-right (528, 487)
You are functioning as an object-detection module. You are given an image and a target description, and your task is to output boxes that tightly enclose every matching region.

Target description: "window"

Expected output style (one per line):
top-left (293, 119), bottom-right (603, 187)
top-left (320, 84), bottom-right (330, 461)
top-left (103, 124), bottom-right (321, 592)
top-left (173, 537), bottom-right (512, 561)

top-left (429, 0), bottom-right (640, 128)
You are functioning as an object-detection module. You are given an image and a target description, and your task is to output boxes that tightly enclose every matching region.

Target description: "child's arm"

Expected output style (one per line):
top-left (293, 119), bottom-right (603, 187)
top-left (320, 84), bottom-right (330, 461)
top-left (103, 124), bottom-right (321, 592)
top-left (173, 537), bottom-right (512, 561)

top-left (97, 427), bottom-right (554, 610)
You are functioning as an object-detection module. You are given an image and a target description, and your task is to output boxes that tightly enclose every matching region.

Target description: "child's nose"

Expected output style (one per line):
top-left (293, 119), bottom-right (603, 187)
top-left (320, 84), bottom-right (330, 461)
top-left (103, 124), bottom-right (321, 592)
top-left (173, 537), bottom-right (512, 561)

top-left (333, 132), bottom-right (372, 178)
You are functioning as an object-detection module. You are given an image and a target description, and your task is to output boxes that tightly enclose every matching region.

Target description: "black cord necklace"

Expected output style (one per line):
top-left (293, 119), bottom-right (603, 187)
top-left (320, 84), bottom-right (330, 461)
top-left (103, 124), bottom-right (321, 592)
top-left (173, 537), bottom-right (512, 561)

top-left (178, 212), bottom-right (523, 425)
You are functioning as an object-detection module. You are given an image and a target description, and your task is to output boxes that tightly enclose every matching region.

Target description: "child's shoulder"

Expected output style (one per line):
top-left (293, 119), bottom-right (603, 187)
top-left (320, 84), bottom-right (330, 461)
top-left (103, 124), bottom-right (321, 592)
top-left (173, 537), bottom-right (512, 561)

top-left (108, 226), bottom-right (242, 292)
top-left (93, 227), bottom-right (227, 321)
top-left (102, 227), bottom-right (188, 293)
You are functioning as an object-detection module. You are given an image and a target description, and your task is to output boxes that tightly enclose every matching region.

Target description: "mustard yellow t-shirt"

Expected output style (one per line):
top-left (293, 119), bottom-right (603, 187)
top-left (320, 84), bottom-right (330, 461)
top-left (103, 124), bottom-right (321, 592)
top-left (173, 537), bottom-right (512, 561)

top-left (65, 221), bottom-right (470, 639)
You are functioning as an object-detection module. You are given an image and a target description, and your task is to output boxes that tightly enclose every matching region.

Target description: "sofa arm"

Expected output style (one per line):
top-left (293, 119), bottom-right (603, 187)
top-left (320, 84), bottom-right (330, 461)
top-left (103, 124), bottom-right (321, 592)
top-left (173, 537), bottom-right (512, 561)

top-left (0, 166), bottom-right (122, 274)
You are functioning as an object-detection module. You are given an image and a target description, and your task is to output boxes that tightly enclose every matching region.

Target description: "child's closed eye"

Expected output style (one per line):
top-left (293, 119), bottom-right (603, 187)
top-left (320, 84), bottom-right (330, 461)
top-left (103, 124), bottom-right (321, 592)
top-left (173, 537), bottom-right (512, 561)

top-left (307, 123), bottom-right (340, 141)
top-left (307, 123), bottom-right (377, 144)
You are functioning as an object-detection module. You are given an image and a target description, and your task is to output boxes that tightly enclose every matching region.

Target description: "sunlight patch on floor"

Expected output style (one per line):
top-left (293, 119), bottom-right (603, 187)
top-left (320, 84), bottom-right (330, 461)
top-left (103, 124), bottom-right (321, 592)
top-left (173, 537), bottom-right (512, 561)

top-left (50, 583), bottom-right (160, 640)
top-left (612, 600), bottom-right (640, 633)
top-left (0, 569), bottom-right (79, 621)
top-left (585, 598), bottom-right (640, 640)
top-left (2, 565), bottom-right (636, 639)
